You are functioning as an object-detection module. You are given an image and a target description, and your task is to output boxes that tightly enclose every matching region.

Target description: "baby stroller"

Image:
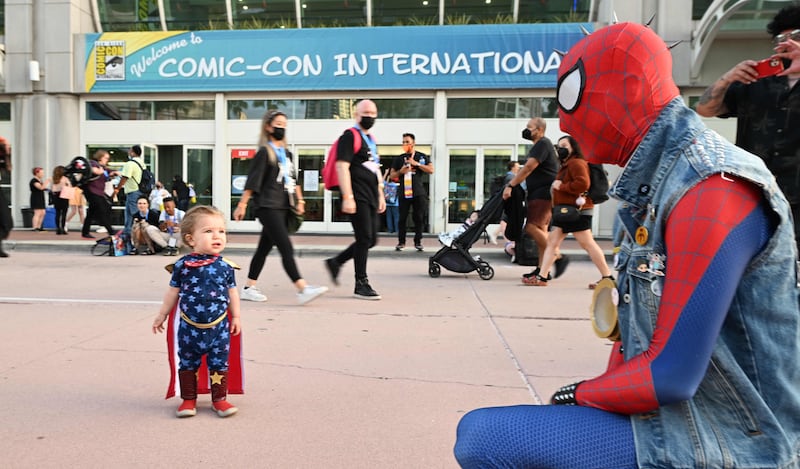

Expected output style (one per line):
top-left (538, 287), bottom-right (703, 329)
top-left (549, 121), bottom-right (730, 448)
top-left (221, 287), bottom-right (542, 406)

top-left (428, 191), bottom-right (505, 280)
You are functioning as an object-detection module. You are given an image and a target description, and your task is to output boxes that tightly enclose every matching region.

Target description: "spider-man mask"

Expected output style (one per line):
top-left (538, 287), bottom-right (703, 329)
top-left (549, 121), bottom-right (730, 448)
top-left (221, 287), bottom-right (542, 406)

top-left (556, 22), bottom-right (679, 166)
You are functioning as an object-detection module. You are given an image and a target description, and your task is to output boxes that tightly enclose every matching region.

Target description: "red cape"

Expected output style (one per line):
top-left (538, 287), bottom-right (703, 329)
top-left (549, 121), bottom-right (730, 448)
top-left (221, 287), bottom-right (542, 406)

top-left (164, 303), bottom-right (244, 399)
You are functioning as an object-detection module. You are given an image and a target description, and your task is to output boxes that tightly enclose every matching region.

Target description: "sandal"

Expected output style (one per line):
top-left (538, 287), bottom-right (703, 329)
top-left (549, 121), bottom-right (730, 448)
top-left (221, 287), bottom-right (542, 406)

top-left (589, 275), bottom-right (615, 290)
top-left (522, 274), bottom-right (549, 286)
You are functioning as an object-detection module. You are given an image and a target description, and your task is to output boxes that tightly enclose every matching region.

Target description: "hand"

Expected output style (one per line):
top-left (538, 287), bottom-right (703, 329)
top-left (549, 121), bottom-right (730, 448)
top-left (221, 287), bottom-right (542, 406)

top-left (550, 381), bottom-right (582, 405)
top-left (722, 60), bottom-right (760, 84)
top-left (152, 313), bottom-right (168, 334)
top-left (341, 198), bottom-right (356, 214)
top-left (502, 185), bottom-right (512, 200)
top-left (230, 317), bottom-right (241, 336)
top-left (551, 180), bottom-right (563, 191)
top-left (775, 39), bottom-right (800, 76)
top-left (233, 204), bottom-right (246, 221)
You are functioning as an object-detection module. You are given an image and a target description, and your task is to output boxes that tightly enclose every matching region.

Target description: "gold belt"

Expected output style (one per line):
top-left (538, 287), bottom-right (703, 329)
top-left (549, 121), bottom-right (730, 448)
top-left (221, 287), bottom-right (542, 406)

top-left (180, 311), bottom-right (227, 329)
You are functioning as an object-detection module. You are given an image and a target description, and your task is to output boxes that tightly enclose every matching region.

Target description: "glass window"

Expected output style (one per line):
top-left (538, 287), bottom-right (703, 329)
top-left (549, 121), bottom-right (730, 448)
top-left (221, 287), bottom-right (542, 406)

top-left (0, 103), bottom-right (10, 121)
top-left (162, 0), bottom-right (229, 30)
top-left (445, 0), bottom-right (514, 24)
top-left (230, 149), bottom-right (256, 220)
top-left (98, 0), bottom-right (161, 32)
top-left (483, 148), bottom-right (513, 200)
top-left (227, 98), bottom-right (434, 120)
top-left (296, 148), bottom-right (325, 222)
top-left (448, 97), bottom-right (557, 118)
top-left (86, 101), bottom-right (214, 120)
top-left (301, 0), bottom-right (367, 28)
top-left (233, 0), bottom-right (297, 29)
top-left (373, 0), bottom-right (437, 26)
top-left (448, 148), bottom-right (477, 223)
top-left (518, 0), bottom-right (589, 23)
top-left (186, 147), bottom-right (213, 207)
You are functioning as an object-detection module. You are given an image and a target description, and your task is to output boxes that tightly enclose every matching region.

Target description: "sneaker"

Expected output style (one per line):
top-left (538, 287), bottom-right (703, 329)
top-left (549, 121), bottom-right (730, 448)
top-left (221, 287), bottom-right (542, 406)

top-left (395, 244), bottom-right (405, 251)
top-left (488, 231), bottom-right (498, 245)
top-left (325, 258), bottom-right (341, 286)
top-left (415, 244), bottom-right (424, 252)
top-left (96, 227), bottom-right (107, 233)
top-left (354, 279), bottom-right (381, 300)
top-left (553, 255), bottom-right (570, 279)
top-left (241, 286), bottom-right (267, 302)
top-left (298, 285), bottom-right (329, 305)
top-left (212, 400), bottom-right (238, 418)
top-left (176, 399), bottom-right (197, 418)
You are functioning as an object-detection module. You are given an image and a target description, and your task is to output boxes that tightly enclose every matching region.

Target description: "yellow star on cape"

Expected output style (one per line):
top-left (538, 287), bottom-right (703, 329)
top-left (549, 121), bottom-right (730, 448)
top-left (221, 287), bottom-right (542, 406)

top-left (210, 372), bottom-right (224, 385)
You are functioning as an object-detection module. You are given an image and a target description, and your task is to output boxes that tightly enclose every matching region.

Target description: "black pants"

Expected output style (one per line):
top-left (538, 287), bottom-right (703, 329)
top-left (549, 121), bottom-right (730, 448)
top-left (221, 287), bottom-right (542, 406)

top-left (248, 207), bottom-right (301, 283)
top-left (333, 202), bottom-right (379, 280)
top-left (398, 195), bottom-right (427, 246)
top-left (83, 191), bottom-right (114, 236)
top-left (53, 195), bottom-right (69, 232)
top-left (0, 188), bottom-right (12, 240)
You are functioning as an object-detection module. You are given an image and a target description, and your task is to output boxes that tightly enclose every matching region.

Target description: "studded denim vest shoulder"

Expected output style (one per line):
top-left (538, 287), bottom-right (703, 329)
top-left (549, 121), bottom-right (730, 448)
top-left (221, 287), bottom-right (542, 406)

top-left (610, 98), bottom-right (800, 468)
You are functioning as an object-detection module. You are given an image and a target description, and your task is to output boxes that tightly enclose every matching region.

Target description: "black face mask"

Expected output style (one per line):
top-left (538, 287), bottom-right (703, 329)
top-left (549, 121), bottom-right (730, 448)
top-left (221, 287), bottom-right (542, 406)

top-left (360, 116), bottom-right (376, 130)
top-left (271, 127), bottom-right (286, 140)
top-left (522, 128), bottom-right (532, 140)
top-left (556, 147), bottom-right (570, 160)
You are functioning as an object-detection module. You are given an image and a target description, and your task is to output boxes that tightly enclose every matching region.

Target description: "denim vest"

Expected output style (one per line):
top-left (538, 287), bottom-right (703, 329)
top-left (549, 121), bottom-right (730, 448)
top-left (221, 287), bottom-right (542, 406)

top-left (610, 99), bottom-right (800, 468)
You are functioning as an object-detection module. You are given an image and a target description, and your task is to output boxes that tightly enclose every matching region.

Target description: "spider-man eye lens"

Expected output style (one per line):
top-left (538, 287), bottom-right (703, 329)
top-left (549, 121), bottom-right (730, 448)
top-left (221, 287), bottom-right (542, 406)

top-left (557, 60), bottom-right (585, 114)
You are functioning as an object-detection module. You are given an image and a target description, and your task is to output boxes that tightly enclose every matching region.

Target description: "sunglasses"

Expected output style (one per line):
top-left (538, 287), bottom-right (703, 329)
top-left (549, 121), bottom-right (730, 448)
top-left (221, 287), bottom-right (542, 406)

top-left (773, 29), bottom-right (800, 45)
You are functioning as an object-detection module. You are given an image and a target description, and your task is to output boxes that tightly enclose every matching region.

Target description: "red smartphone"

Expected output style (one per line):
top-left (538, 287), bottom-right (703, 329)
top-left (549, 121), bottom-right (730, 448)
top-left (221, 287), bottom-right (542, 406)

top-left (754, 57), bottom-right (784, 79)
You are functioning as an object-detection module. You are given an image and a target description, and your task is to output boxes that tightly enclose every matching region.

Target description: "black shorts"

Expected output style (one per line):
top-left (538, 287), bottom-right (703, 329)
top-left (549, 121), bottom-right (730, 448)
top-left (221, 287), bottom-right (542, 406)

top-left (552, 213), bottom-right (592, 233)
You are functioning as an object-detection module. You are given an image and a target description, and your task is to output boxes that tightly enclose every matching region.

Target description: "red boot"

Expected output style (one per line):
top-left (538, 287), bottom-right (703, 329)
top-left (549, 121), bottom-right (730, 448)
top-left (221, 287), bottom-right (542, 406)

top-left (210, 370), bottom-right (238, 418)
top-left (176, 369), bottom-right (197, 418)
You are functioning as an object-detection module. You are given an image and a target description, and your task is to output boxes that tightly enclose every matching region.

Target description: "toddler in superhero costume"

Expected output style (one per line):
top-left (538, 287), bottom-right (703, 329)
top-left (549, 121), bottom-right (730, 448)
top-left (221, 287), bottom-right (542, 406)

top-left (152, 205), bottom-right (243, 418)
top-left (454, 22), bottom-right (800, 468)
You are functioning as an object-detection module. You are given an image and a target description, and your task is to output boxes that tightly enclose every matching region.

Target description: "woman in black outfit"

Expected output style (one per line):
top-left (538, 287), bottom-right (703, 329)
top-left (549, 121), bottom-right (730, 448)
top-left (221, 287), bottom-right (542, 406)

top-left (171, 175), bottom-right (190, 212)
top-left (81, 150), bottom-right (117, 239)
top-left (233, 110), bottom-right (327, 305)
top-left (29, 167), bottom-right (50, 231)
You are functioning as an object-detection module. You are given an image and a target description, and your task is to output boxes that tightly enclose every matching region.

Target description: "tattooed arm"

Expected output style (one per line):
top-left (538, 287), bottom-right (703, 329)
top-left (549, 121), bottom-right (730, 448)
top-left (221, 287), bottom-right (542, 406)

top-left (695, 60), bottom-right (760, 117)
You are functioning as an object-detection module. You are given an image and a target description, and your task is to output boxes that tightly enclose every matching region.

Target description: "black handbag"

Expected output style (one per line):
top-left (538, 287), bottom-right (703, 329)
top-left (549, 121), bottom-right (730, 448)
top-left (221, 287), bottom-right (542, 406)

top-left (552, 204), bottom-right (581, 224)
top-left (287, 207), bottom-right (304, 234)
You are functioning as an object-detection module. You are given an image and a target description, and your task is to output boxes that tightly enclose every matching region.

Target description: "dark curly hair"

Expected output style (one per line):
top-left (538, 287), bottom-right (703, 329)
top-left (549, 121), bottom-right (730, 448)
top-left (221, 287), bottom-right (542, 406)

top-left (767, 3), bottom-right (800, 37)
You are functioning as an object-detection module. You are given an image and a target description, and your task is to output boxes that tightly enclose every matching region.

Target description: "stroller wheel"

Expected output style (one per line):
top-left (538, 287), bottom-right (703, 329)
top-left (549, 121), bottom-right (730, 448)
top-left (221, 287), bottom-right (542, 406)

top-left (428, 262), bottom-right (441, 278)
top-left (478, 262), bottom-right (494, 280)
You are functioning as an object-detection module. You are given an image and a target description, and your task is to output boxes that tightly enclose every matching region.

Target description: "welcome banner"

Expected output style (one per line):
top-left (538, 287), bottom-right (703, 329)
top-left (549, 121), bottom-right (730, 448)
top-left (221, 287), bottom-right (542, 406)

top-left (83, 23), bottom-right (591, 93)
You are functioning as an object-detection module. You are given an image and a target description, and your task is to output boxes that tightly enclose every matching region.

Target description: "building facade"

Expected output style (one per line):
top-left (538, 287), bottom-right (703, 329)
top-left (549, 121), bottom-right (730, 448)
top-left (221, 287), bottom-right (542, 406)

top-left (0, 0), bottom-right (785, 235)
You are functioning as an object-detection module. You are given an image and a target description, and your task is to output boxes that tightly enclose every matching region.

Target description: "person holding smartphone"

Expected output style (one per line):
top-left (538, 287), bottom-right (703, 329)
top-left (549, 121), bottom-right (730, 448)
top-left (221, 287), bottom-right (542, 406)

top-left (696, 4), bottom-right (800, 249)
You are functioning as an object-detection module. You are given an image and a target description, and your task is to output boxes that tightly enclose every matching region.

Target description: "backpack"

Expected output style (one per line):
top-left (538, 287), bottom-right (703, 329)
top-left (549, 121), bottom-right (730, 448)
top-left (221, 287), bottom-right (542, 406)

top-left (586, 163), bottom-right (609, 204)
top-left (132, 159), bottom-right (155, 194)
top-left (322, 127), bottom-right (362, 191)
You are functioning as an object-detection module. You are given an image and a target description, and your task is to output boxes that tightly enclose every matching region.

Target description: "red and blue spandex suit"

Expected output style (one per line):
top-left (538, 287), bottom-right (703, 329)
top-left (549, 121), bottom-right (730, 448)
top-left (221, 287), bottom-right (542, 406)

top-left (454, 175), bottom-right (775, 468)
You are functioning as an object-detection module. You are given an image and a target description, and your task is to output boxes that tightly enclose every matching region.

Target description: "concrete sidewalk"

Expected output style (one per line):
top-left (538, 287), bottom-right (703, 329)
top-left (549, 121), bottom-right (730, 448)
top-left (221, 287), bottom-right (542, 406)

top-left (1, 235), bottom-right (614, 468)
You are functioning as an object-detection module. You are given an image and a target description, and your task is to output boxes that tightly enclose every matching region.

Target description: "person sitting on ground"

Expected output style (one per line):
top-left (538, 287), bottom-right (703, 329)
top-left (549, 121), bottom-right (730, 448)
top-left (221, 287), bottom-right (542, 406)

top-left (145, 197), bottom-right (184, 255)
top-left (438, 210), bottom-right (479, 247)
top-left (131, 195), bottom-right (160, 255)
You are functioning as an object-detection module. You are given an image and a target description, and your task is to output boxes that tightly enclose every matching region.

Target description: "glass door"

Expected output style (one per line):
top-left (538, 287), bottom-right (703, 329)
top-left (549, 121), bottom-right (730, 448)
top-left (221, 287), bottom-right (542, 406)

top-left (296, 147), bottom-right (326, 230)
top-left (185, 146), bottom-right (213, 207)
top-left (447, 148), bottom-right (477, 225)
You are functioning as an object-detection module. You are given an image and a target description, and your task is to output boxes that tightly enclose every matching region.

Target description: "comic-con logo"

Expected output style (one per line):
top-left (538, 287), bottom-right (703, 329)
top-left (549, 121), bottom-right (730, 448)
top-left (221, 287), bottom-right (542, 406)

top-left (95, 41), bottom-right (125, 80)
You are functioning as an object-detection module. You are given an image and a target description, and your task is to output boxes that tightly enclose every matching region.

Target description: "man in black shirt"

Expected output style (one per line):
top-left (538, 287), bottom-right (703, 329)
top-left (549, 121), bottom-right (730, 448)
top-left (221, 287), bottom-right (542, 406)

top-left (696, 4), bottom-right (800, 247)
top-left (390, 132), bottom-right (434, 251)
top-left (324, 100), bottom-right (386, 300)
top-left (502, 117), bottom-right (559, 275)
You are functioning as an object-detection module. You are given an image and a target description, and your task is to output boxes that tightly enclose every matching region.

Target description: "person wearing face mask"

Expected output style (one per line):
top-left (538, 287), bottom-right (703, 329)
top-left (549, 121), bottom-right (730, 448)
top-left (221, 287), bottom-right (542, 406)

top-left (501, 117), bottom-right (564, 279)
top-left (324, 99), bottom-right (386, 300)
top-left (696, 4), bottom-right (800, 249)
top-left (233, 110), bottom-right (328, 306)
top-left (522, 136), bottom-right (613, 287)
top-left (389, 132), bottom-right (434, 251)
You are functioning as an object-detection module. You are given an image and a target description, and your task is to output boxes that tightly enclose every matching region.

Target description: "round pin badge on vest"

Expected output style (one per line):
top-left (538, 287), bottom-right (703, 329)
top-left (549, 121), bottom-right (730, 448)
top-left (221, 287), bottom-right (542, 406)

top-left (635, 226), bottom-right (649, 245)
top-left (590, 277), bottom-right (620, 341)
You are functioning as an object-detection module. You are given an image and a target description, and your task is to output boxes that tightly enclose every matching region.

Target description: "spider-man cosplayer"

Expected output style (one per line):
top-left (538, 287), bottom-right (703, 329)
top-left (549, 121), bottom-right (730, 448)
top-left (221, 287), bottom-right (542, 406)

top-left (454, 22), bottom-right (800, 469)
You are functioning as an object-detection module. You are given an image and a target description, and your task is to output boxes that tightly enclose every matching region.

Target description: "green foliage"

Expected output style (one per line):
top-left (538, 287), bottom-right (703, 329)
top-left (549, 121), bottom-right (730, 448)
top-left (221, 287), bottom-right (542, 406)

top-left (479, 14), bottom-right (515, 25)
top-left (445, 14), bottom-right (473, 25)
